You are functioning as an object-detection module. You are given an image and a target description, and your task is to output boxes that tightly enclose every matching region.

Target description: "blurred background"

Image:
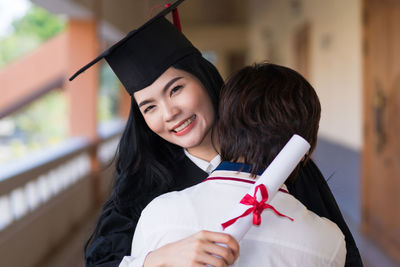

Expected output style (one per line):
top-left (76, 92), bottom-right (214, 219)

top-left (0, 0), bottom-right (398, 266)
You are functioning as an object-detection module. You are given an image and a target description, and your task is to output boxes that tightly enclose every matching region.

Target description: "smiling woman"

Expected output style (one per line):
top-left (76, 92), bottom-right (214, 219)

top-left (134, 67), bottom-right (217, 161)
top-left (69, 2), bottom-right (236, 265)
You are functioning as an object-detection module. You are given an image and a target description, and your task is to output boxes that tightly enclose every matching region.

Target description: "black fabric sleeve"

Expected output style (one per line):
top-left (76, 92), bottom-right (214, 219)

top-left (286, 159), bottom-right (363, 267)
top-left (85, 205), bottom-right (135, 267)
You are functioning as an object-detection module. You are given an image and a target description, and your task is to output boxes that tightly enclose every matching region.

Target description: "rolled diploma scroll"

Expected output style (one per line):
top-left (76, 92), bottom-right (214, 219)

top-left (220, 134), bottom-right (310, 242)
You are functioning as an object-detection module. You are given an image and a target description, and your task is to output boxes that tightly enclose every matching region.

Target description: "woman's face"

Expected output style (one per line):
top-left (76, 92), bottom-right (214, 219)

top-left (134, 67), bottom-right (215, 150)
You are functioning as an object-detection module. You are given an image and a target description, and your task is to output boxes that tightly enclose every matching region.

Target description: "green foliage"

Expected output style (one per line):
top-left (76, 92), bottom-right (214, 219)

top-left (0, 5), bottom-right (65, 68)
top-left (0, 3), bottom-right (123, 165)
top-left (0, 3), bottom-right (67, 163)
top-left (0, 34), bottom-right (41, 68)
top-left (12, 5), bottom-right (65, 41)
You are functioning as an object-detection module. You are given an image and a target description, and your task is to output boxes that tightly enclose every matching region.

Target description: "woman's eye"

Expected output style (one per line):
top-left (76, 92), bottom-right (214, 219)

top-left (143, 105), bottom-right (155, 113)
top-left (170, 85), bottom-right (183, 96)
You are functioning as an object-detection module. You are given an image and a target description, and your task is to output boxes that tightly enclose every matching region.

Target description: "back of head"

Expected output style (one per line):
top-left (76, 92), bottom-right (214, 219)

top-left (218, 63), bottom-right (321, 179)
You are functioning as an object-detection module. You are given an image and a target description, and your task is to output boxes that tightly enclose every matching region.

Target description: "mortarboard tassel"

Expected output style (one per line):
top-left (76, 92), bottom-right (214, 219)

top-left (165, 3), bottom-right (182, 31)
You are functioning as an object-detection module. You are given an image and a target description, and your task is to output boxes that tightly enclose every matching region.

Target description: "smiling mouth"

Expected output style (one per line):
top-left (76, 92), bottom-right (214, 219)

top-left (172, 115), bottom-right (196, 133)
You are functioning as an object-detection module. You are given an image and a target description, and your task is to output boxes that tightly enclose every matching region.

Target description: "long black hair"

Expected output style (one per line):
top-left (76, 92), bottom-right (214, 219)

top-left (84, 53), bottom-right (223, 255)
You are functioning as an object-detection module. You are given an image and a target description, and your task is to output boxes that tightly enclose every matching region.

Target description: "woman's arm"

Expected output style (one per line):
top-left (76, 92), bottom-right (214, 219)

top-left (121, 193), bottom-right (240, 267)
top-left (143, 231), bottom-right (239, 267)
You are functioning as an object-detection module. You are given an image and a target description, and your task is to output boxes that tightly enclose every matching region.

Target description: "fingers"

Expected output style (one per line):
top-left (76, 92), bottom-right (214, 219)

top-left (144, 230), bottom-right (240, 267)
top-left (197, 251), bottom-right (228, 267)
top-left (222, 234), bottom-right (240, 260)
top-left (194, 230), bottom-right (240, 264)
top-left (197, 231), bottom-right (240, 259)
top-left (203, 242), bottom-right (235, 265)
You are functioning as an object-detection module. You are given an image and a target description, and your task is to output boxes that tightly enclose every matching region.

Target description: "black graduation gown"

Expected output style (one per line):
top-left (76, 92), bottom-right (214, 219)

top-left (286, 160), bottom-right (363, 266)
top-left (85, 157), bottom-right (362, 267)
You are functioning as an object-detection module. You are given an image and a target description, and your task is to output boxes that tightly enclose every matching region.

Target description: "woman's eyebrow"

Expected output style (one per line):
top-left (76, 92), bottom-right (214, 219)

top-left (138, 99), bottom-right (153, 108)
top-left (163, 77), bottom-right (183, 94)
top-left (138, 76), bottom-right (183, 108)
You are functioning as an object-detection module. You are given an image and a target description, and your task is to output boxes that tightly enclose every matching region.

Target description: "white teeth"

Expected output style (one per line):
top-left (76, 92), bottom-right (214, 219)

top-left (174, 115), bottom-right (196, 132)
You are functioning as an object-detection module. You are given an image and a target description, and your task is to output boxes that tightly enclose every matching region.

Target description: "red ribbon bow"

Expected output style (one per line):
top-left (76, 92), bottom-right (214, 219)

top-left (221, 184), bottom-right (294, 230)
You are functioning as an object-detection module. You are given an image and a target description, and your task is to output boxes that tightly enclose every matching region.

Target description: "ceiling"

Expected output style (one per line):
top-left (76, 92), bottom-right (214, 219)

top-left (32, 0), bottom-right (249, 38)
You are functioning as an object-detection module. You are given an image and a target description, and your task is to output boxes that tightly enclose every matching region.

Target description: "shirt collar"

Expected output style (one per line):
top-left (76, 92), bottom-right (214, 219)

top-left (215, 161), bottom-right (264, 176)
top-left (208, 161), bottom-right (260, 183)
top-left (208, 161), bottom-right (288, 191)
top-left (184, 149), bottom-right (221, 174)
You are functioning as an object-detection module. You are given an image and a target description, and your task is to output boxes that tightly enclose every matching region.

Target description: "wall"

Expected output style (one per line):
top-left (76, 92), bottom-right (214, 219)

top-left (248, 0), bottom-right (362, 150)
top-left (248, 0), bottom-right (363, 223)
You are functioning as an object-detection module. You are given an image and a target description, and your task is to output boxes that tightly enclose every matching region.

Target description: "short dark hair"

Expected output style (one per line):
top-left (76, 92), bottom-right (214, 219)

top-left (218, 63), bottom-right (321, 180)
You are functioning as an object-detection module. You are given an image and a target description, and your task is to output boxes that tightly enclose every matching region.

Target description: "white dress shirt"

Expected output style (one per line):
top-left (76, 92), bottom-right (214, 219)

top-left (184, 149), bottom-right (221, 174)
top-left (119, 162), bottom-right (346, 267)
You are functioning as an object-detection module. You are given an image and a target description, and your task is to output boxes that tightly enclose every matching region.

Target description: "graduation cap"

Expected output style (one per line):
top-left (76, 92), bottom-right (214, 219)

top-left (69, 0), bottom-right (200, 95)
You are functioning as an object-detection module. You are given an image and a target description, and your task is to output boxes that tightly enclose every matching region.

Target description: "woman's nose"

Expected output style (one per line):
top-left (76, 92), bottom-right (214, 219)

top-left (162, 102), bottom-right (180, 122)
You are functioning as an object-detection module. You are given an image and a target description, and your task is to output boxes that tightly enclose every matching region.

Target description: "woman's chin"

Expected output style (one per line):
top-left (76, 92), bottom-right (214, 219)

top-left (178, 140), bottom-right (202, 150)
top-left (173, 135), bottom-right (203, 150)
